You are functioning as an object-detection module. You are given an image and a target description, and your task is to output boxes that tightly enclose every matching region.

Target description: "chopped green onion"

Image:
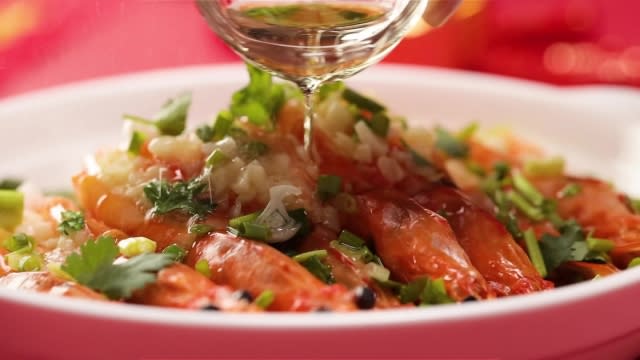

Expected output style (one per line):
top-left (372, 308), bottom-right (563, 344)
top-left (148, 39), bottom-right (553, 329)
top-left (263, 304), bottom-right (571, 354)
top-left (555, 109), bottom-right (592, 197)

top-left (298, 256), bottom-right (334, 284)
top-left (334, 193), bottom-right (358, 214)
top-left (162, 244), bottom-right (186, 262)
top-left (342, 88), bottom-right (386, 113)
top-left (128, 131), bottom-right (146, 155)
top-left (628, 257), bottom-right (640, 268)
top-left (586, 236), bottom-right (615, 253)
top-left (494, 162), bottom-right (511, 181)
top-left (465, 160), bottom-right (486, 177)
top-left (559, 183), bottom-right (582, 198)
top-left (507, 191), bottom-right (545, 221)
top-left (154, 93), bottom-right (191, 136)
top-left (205, 149), bottom-right (229, 169)
top-left (188, 223), bottom-right (213, 236)
top-left (228, 212), bottom-right (260, 229)
top-left (254, 289), bottom-right (275, 309)
top-left (523, 229), bottom-right (547, 278)
top-left (117, 237), bottom-right (157, 257)
top-left (364, 262), bottom-right (390, 282)
top-left (287, 208), bottom-right (311, 238)
top-left (292, 249), bottom-right (328, 263)
top-left (122, 114), bottom-right (154, 126)
top-left (337, 230), bottom-right (366, 248)
top-left (512, 173), bottom-right (545, 206)
top-left (367, 112), bottom-right (390, 137)
top-left (629, 198), bottom-right (640, 214)
top-left (317, 81), bottom-right (345, 101)
top-left (212, 110), bottom-right (234, 141)
top-left (0, 190), bottom-right (23, 231)
top-left (435, 127), bottom-right (469, 158)
top-left (399, 278), bottom-right (427, 304)
top-left (317, 175), bottom-right (342, 201)
top-left (3, 233), bottom-right (34, 252)
top-left (242, 222), bottom-right (271, 241)
top-left (57, 210), bottom-right (85, 236)
top-left (5, 251), bottom-right (42, 272)
top-left (420, 278), bottom-right (454, 305)
top-left (232, 101), bottom-right (271, 127)
top-left (242, 141), bottom-right (269, 159)
top-left (196, 124), bottom-right (215, 142)
top-left (523, 157), bottom-right (565, 177)
top-left (195, 259), bottom-right (211, 277)
top-left (47, 263), bottom-right (73, 281)
top-left (457, 122), bottom-right (479, 141)
top-left (0, 178), bottom-right (22, 190)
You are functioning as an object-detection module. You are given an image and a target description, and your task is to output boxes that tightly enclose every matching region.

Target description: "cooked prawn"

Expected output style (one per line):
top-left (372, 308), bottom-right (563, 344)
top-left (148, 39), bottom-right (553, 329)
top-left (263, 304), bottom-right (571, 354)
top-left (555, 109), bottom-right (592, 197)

top-left (131, 263), bottom-right (259, 311)
top-left (412, 185), bottom-right (553, 296)
top-left (356, 190), bottom-right (493, 301)
top-left (187, 232), bottom-right (356, 311)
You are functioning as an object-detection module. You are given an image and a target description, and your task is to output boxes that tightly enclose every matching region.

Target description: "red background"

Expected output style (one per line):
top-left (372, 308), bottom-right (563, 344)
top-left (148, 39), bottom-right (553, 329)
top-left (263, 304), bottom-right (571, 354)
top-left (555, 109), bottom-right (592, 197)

top-left (1, 0), bottom-right (639, 98)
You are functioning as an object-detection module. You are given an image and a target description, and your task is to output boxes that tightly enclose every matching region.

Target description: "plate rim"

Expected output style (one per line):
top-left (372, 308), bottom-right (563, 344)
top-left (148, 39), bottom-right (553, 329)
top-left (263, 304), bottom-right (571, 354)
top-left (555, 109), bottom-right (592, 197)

top-left (1, 62), bottom-right (639, 329)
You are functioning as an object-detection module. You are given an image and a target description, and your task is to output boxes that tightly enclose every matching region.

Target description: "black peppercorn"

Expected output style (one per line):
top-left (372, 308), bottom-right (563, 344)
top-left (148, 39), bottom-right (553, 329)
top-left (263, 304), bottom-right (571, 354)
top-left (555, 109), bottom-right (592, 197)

top-left (354, 286), bottom-right (376, 309)
top-left (233, 289), bottom-right (254, 302)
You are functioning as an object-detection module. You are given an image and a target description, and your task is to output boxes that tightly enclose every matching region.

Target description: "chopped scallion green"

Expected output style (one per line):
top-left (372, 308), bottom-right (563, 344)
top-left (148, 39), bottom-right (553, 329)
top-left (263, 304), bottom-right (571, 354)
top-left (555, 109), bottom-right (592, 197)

top-left (228, 212), bottom-right (260, 230)
top-left (435, 127), bottom-right (469, 158)
top-left (507, 191), bottom-right (545, 221)
top-left (162, 244), bottom-right (186, 262)
top-left (342, 88), bottom-right (386, 113)
top-left (559, 183), bottom-right (582, 198)
top-left (196, 124), bottom-right (215, 142)
top-left (457, 122), bottom-right (479, 141)
top-left (317, 175), bottom-right (342, 201)
top-left (367, 112), bottom-right (390, 137)
top-left (255, 289), bottom-right (275, 309)
top-left (195, 259), bottom-right (211, 278)
top-left (628, 257), bottom-right (640, 268)
top-left (523, 229), bottom-right (547, 278)
top-left (128, 131), bottom-right (146, 155)
top-left (117, 237), bottom-right (157, 257)
top-left (3, 233), bottom-right (34, 252)
top-left (242, 222), bottom-right (271, 241)
top-left (0, 178), bottom-right (22, 190)
top-left (298, 256), bottom-right (334, 284)
top-left (205, 149), bottom-right (229, 169)
top-left (0, 190), bottom-right (23, 231)
top-left (586, 236), bottom-right (615, 253)
top-left (337, 230), bottom-right (366, 248)
top-left (292, 249), bottom-right (328, 263)
top-left (512, 173), bottom-right (544, 207)
top-left (523, 157), bottom-right (565, 177)
top-left (212, 110), bottom-right (234, 141)
top-left (188, 223), bottom-right (213, 236)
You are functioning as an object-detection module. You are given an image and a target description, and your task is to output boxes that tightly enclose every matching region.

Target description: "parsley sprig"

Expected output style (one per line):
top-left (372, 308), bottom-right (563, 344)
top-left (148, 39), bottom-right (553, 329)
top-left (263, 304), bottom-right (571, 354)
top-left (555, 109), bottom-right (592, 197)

top-left (62, 236), bottom-right (174, 300)
top-left (143, 178), bottom-right (215, 218)
top-left (58, 210), bottom-right (85, 236)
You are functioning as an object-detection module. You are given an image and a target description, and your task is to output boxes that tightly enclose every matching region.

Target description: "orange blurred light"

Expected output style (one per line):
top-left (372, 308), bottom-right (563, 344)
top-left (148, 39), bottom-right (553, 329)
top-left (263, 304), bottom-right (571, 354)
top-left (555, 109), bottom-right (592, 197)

top-left (0, 0), bottom-right (39, 50)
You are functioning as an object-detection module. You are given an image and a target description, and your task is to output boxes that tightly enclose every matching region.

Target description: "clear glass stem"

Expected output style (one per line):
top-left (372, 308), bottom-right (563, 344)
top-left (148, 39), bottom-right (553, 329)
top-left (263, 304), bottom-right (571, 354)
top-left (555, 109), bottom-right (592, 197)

top-left (299, 79), bottom-right (322, 158)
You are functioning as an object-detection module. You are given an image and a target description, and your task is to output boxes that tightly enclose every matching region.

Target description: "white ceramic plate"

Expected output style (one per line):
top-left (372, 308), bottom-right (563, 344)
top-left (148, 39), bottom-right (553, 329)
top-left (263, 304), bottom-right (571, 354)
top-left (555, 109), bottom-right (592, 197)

top-left (1, 64), bottom-right (639, 360)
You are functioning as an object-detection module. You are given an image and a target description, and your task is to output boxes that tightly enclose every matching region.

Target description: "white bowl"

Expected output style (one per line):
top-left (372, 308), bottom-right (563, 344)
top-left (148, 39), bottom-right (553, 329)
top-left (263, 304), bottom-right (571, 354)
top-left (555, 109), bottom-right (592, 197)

top-left (1, 64), bottom-right (639, 360)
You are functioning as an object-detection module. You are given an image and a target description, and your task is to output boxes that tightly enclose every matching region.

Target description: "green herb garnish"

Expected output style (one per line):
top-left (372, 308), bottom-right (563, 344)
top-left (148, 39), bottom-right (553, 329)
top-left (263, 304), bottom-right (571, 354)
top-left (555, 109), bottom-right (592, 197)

top-left (127, 131), bottom-right (146, 155)
top-left (0, 189), bottom-right (23, 231)
top-left (293, 250), bottom-right (334, 284)
top-left (539, 222), bottom-right (586, 272)
top-left (317, 175), bottom-right (342, 201)
top-left (255, 289), bottom-right (275, 309)
top-left (399, 277), bottom-right (453, 305)
top-left (0, 178), bottom-right (22, 190)
top-left (124, 93), bottom-right (191, 136)
top-left (143, 179), bottom-right (214, 218)
top-left (162, 244), bottom-right (187, 262)
top-left (57, 210), bottom-right (85, 236)
top-left (435, 127), bottom-right (469, 158)
top-left (523, 229), bottom-right (547, 277)
top-left (61, 236), bottom-right (173, 300)
top-left (342, 88), bottom-right (386, 113)
top-left (559, 183), bottom-right (582, 198)
top-left (230, 64), bottom-right (285, 129)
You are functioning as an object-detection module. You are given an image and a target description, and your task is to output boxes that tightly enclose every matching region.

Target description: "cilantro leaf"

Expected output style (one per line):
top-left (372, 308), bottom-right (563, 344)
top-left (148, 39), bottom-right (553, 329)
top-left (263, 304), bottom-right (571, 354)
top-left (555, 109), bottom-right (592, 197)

top-left (123, 93), bottom-right (191, 136)
top-left (62, 236), bottom-right (119, 285)
top-left (143, 179), bottom-right (215, 218)
top-left (62, 236), bottom-right (174, 300)
top-left (88, 253), bottom-right (174, 299)
top-left (57, 210), bottom-right (85, 236)
top-left (230, 64), bottom-right (285, 129)
top-left (539, 222), bottom-right (586, 272)
top-left (435, 127), bottom-right (469, 158)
